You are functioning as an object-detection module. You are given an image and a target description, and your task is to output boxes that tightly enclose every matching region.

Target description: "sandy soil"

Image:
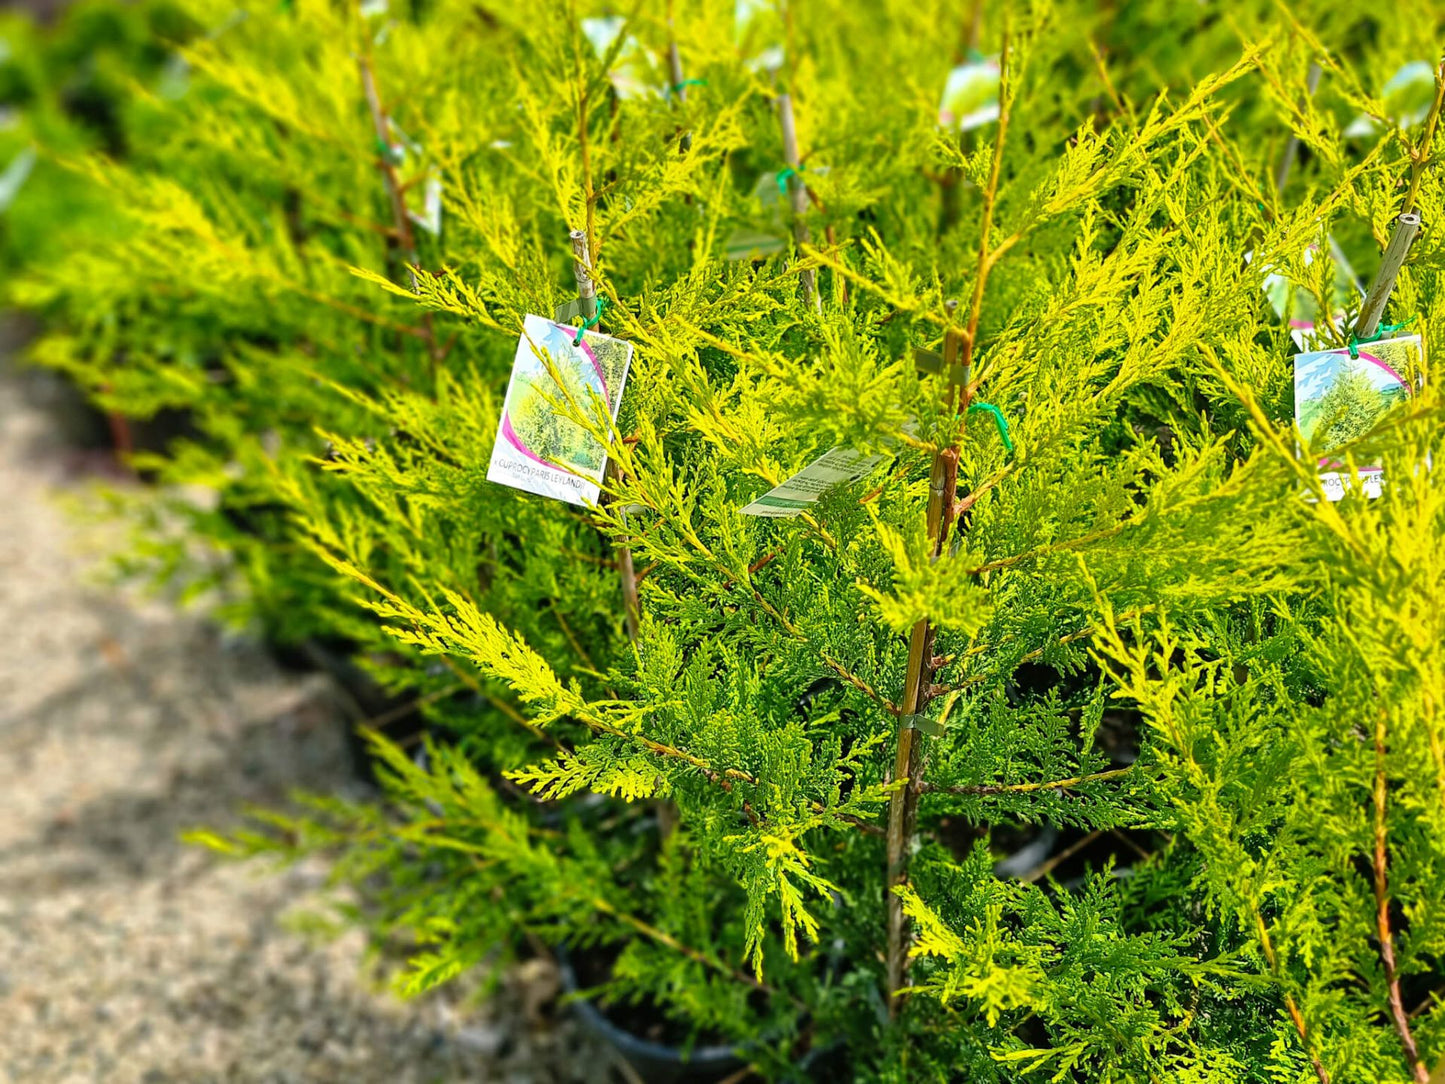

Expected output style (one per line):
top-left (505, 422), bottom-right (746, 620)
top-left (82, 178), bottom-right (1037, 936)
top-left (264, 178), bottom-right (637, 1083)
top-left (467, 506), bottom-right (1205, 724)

top-left (0, 336), bottom-right (626, 1083)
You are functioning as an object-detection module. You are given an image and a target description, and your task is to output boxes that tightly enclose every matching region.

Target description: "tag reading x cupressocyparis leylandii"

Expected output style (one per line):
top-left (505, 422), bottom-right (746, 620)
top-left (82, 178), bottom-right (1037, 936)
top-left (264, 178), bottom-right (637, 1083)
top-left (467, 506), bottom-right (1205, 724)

top-left (1294, 333), bottom-right (1422, 502)
top-left (487, 314), bottom-right (634, 508)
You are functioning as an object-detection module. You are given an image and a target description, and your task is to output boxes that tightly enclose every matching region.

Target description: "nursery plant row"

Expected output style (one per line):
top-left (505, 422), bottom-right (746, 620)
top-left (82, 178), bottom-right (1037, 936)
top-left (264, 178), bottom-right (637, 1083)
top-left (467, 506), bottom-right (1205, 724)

top-left (2, 0), bottom-right (1444, 1080)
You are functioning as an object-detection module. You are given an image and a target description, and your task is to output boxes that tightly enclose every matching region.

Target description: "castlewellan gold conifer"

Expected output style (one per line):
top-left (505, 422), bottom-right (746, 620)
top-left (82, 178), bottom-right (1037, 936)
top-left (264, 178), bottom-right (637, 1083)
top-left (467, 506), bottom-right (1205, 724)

top-left (4, 0), bottom-right (1445, 1079)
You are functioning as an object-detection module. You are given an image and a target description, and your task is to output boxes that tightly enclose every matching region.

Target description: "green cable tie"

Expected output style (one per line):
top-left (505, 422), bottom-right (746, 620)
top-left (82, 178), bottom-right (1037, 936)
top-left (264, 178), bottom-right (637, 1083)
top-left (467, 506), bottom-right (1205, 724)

top-left (776, 165), bottom-right (803, 195)
top-left (1347, 315), bottom-right (1416, 359)
top-left (572, 295), bottom-right (607, 346)
top-left (374, 137), bottom-right (401, 165)
top-left (966, 401), bottom-right (1013, 453)
top-left (670, 78), bottom-right (705, 95)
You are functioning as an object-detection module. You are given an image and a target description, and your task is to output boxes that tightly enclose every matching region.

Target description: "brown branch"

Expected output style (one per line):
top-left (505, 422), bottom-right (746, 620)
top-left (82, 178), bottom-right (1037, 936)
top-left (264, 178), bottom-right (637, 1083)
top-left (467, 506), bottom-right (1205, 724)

top-left (1402, 61), bottom-right (1445, 217)
top-left (886, 24), bottom-right (1017, 1016)
top-left (1373, 707), bottom-right (1430, 1082)
top-left (357, 52), bottom-right (441, 374)
top-left (921, 765), bottom-right (1135, 797)
top-left (585, 893), bottom-right (785, 1001)
top-left (438, 656), bottom-right (562, 750)
top-left (932, 617), bottom-right (1112, 695)
top-left (721, 550), bottom-right (779, 590)
top-left (358, 56), bottom-right (418, 281)
top-left (1020, 829), bottom-right (1103, 884)
top-left (550, 600), bottom-right (602, 675)
top-left (1253, 909), bottom-right (1331, 1083)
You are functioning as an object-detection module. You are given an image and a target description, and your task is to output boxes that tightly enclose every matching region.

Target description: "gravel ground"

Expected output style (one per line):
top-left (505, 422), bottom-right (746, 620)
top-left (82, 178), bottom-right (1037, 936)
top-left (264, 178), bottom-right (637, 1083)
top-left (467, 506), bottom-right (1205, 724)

top-left (0, 333), bottom-right (627, 1084)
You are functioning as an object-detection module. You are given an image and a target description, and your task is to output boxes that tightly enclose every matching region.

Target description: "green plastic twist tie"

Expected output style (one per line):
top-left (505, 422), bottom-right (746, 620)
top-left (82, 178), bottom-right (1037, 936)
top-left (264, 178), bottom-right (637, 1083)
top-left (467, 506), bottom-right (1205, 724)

top-left (670, 78), bottom-right (705, 95)
top-left (966, 401), bottom-right (1013, 454)
top-left (1347, 316), bottom-right (1416, 359)
top-left (572, 295), bottom-right (607, 346)
top-left (775, 166), bottom-right (804, 195)
top-left (374, 137), bottom-right (402, 165)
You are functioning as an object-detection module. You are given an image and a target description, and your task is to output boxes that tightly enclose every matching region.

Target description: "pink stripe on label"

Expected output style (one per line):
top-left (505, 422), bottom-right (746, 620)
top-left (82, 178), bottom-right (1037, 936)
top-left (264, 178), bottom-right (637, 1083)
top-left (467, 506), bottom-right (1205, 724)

top-left (1355, 350), bottom-right (1410, 394)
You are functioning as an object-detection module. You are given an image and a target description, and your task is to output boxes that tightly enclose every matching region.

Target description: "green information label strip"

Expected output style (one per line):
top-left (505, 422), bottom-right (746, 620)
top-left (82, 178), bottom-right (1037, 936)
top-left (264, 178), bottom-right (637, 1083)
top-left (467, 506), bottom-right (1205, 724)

top-left (752, 494), bottom-right (814, 509)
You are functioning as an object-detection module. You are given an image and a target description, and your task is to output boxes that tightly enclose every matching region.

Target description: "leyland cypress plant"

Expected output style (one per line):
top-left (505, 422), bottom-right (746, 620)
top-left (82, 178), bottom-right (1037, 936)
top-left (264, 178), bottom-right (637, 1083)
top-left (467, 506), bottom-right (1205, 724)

top-left (6, 0), bottom-right (1445, 1079)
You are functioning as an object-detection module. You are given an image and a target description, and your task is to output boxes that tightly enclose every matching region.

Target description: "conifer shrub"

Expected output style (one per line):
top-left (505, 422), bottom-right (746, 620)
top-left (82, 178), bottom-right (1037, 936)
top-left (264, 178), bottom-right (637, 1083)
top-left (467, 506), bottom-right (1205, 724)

top-left (6, 0), bottom-right (1445, 1079)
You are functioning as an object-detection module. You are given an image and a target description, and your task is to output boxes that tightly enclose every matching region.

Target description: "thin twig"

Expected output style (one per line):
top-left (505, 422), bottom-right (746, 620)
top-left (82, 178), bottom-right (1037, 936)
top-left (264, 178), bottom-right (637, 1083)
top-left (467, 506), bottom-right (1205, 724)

top-left (1373, 707), bottom-right (1429, 1082)
top-left (885, 25), bottom-right (1014, 1014)
top-left (1020, 829), bottom-right (1102, 884)
top-left (1254, 909), bottom-right (1331, 1083)
top-left (922, 765), bottom-right (1135, 797)
top-left (1402, 60), bottom-right (1445, 217)
top-left (357, 51), bottom-right (441, 375)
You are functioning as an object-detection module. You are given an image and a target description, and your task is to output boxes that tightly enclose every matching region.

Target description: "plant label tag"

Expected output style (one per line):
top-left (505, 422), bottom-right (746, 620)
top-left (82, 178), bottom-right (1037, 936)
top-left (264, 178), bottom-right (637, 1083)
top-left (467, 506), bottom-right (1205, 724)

top-left (740, 446), bottom-right (882, 518)
top-left (488, 314), bottom-right (634, 508)
top-left (581, 16), bottom-right (656, 100)
top-left (939, 57), bottom-right (1001, 130)
top-left (1294, 333), bottom-right (1421, 501)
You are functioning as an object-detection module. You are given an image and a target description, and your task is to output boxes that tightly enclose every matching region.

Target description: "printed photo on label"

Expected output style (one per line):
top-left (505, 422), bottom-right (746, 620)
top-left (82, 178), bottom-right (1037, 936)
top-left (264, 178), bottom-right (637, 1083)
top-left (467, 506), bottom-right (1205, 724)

top-left (1294, 333), bottom-right (1421, 501)
top-left (487, 313), bottom-right (634, 508)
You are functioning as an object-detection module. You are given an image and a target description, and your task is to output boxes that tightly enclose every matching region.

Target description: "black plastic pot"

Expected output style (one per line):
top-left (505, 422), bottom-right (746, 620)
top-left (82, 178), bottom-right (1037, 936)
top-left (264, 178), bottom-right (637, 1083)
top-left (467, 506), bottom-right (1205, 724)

top-left (554, 945), bottom-right (746, 1084)
top-left (291, 636), bottom-right (429, 782)
top-left (554, 945), bottom-right (851, 1083)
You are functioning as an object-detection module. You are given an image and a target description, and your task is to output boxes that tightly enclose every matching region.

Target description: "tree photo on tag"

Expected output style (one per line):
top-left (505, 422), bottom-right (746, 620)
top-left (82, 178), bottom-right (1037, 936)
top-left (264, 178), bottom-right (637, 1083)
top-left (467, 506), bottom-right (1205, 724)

top-left (1294, 333), bottom-right (1422, 501)
top-left (487, 314), bottom-right (633, 507)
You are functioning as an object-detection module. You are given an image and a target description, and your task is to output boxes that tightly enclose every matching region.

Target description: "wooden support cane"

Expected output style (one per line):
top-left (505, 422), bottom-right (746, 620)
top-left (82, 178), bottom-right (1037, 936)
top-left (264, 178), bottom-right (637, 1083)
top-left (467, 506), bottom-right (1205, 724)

top-left (776, 94), bottom-right (820, 314)
top-left (1354, 213), bottom-right (1422, 341)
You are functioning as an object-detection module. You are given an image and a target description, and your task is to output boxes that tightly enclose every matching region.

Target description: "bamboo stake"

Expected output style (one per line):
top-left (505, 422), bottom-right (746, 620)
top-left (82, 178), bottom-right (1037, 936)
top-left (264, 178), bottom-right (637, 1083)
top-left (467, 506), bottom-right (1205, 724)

top-left (1354, 61), bottom-right (1443, 340)
top-left (569, 228), bottom-right (599, 323)
top-left (1354, 213), bottom-right (1421, 340)
top-left (776, 94), bottom-right (820, 313)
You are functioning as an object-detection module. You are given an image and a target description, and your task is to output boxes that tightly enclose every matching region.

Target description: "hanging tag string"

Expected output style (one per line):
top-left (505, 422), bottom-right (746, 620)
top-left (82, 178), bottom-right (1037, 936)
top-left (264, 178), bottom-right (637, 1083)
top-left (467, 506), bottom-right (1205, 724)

top-left (1347, 316), bottom-right (1416, 359)
top-left (573, 295), bottom-right (607, 346)
top-left (965, 401), bottom-right (1013, 454)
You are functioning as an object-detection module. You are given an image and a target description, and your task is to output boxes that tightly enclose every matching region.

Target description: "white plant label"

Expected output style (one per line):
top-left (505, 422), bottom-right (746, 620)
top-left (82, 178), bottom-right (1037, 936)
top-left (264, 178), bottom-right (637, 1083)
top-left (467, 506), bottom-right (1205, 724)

top-left (741, 447), bottom-right (883, 518)
top-left (488, 314), bottom-right (633, 507)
